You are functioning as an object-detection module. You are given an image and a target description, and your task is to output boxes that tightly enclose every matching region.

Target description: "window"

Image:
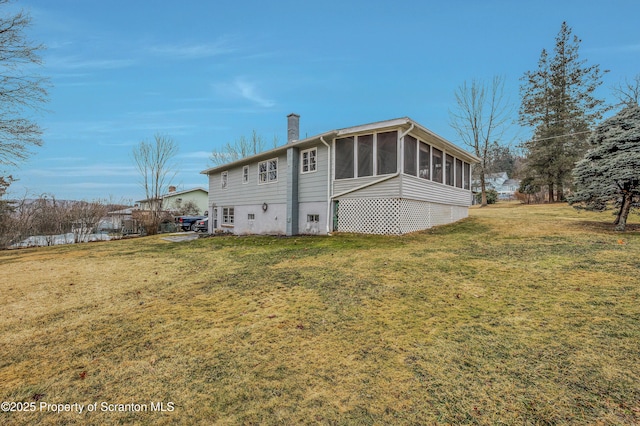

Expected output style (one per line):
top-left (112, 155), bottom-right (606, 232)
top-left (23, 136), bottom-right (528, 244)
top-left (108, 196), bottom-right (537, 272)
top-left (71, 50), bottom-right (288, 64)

top-left (259, 158), bottom-right (278, 184)
top-left (242, 166), bottom-right (249, 184)
top-left (455, 158), bottom-right (463, 188)
top-left (335, 137), bottom-right (354, 179)
top-left (377, 131), bottom-right (397, 175)
top-left (248, 213), bottom-right (255, 221)
top-left (404, 135), bottom-right (417, 176)
top-left (221, 171), bottom-right (228, 189)
top-left (464, 162), bottom-right (471, 190)
top-left (307, 214), bottom-right (319, 223)
top-left (357, 134), bottom-right (373, 177)
top-left (432, 148), bottom-right (443, 183)
top-left (445, 154), bottom-right (454, 186)
top-left (301, 148), bottom-right (317, 173)
top-left (419, 141), bottom-right (430, 179)
top-left (222, 207), bottom-right (234, 225)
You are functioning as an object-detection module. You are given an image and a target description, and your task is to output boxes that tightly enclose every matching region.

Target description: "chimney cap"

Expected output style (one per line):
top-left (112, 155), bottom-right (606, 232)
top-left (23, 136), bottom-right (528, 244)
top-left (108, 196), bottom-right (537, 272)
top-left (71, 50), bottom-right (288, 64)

top-left (287, 112), bottom-right (300, 118)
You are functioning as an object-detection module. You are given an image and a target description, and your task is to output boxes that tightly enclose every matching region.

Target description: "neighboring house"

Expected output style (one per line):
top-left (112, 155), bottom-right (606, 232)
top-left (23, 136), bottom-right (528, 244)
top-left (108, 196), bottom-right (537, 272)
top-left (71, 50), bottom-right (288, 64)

top-left (473, 172), bottom-right (521, 200)
top-left (136, 187), bottom-right (209, 215)
top-left (201, 114), bottom-right (480, 236)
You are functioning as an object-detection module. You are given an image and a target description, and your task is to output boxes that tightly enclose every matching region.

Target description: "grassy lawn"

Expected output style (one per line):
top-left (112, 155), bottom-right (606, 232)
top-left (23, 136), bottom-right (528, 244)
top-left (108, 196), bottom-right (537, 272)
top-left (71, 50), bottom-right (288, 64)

top-left (1, 203), bottom-right (639, 425)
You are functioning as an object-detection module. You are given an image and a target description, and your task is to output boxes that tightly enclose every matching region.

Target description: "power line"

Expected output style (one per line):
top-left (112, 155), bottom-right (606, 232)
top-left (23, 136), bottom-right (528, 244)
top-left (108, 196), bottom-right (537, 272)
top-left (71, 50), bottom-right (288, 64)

top-left (522, 130), bottom-right (591, 143)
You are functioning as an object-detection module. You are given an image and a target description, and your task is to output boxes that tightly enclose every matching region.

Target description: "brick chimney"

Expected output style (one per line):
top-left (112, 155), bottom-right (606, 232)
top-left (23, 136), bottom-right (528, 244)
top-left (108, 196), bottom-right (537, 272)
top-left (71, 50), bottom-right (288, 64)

top-left (168, 186), bottom-right (176, 193)
top-left (287, 113), bottom-right (300, 144)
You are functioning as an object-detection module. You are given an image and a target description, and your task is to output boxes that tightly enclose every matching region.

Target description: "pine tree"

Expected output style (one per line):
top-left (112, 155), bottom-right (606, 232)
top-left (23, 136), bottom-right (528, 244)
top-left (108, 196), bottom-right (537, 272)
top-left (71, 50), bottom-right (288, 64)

top-left (568, 105), bottom-right (640, 231)
top-left (519, 22), bottom-right (608, 202)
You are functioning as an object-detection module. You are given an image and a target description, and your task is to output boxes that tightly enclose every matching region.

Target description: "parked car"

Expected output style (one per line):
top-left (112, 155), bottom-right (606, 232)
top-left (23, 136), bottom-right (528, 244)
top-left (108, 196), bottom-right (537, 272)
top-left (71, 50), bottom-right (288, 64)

top-left (194, 218), bottom-right (208, 233)
top-left (175, 215), bottom-right (206, 231)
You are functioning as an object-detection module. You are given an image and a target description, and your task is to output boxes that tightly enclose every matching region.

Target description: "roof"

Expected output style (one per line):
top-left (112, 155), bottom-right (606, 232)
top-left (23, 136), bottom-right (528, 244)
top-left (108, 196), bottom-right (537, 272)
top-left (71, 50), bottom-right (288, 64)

top-left (201, 117), bottom-right (481, 175)
top-left (136, 187), bottom-right (208, 203)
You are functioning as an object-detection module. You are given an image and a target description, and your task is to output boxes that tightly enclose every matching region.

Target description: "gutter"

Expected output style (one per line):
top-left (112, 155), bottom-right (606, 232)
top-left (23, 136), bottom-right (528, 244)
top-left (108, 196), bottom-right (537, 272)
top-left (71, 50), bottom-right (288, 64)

top-left (320, 136), bottom-right (332, 235)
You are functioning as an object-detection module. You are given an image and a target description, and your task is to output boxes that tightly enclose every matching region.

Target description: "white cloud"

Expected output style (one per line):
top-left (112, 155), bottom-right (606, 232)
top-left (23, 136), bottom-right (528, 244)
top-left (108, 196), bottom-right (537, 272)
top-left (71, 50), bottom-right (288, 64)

top-left (150, 41), bottom-right (236, 59)
top-left (213, 77), bottom-right (276, 108)
top-left (28, 164), bottom-right (138, 178)
top-left (45, 55), bottom-right (135, 70)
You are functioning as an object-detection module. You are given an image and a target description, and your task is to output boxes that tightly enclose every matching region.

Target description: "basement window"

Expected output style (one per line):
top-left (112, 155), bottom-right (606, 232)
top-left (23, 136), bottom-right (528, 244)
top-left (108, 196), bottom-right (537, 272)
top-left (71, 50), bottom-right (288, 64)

top-left (307, 214), bottom-right (319, 223)
top-left (248, 213), bottom-right (255, 221)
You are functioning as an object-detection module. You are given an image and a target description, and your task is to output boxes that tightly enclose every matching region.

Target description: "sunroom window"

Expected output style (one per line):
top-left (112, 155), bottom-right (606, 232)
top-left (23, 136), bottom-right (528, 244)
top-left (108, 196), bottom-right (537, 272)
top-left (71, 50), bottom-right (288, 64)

top-left (404, 135), bottom-right (417, 176)
top-left (377, 131), bottom-right (397, 175)
top-left (335, 137), bottom-right (354, 179)
top-left (445, 154), bottom-right (454, 186)
top-left (419, 141), bottom-right (430, 179)
top-left (357, 134), bottom-right (373, 177)
top-left (455, 158), bottom-right (463, 188)
top-left (432, 148), bottom-right (443, 183)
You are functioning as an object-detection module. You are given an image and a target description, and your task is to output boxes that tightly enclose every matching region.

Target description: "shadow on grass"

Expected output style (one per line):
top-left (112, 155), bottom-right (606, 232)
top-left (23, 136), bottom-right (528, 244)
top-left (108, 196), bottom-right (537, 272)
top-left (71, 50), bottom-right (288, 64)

top-left (571, 221), bottom-right (640, 234)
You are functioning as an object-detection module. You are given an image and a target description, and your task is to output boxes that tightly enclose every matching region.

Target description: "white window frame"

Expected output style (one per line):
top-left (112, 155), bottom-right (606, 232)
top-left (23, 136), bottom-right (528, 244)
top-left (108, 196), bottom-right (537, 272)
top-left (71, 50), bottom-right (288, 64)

top-left (222, 207), bottom-right (234, 226)
top-left (301, 148), bottom-right (317, 174)
top-left (307, 214), bottom-right (319, 223)
top-left (258, 158), bottom-right (278, 184)
top-left (221, 171), bottom-right (228, 189)
top-left (242, 166), bottom-right (249, 184)
top-left (248, 213), bottom-right (255, 221)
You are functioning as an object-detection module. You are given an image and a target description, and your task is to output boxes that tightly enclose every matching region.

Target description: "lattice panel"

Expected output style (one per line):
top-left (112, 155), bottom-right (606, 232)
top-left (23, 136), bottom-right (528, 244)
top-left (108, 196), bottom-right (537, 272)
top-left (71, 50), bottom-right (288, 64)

top-left (399, 199), bottom-right (431, 234)
top-left (337, 198), bottom-right (469, 235)
top-left (337, 198), bottom-right (400, 235)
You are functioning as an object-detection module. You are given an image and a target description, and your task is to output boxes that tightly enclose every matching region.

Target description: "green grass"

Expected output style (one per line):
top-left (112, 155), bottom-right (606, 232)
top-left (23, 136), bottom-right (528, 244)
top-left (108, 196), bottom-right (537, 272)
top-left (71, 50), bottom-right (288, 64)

top-left (0, 203), bottom-right (639, 425)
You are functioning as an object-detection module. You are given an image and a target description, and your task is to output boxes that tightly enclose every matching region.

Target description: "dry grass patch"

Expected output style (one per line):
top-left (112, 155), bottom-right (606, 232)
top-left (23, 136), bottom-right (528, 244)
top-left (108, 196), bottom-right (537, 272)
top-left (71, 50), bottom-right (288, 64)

top-left (0, 203), bottom-right (639, 424)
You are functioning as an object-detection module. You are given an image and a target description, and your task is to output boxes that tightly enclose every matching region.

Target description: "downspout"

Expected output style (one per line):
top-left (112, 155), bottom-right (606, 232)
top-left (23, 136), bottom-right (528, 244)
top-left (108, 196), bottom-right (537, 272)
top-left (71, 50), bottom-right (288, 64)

top-left (320, 136), bottom-right (331, 235)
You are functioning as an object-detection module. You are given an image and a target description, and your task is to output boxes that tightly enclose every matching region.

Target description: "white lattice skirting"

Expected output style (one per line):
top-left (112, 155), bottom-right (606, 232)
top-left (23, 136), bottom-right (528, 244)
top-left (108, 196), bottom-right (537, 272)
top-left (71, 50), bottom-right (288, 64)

top-left (337, 198), bottom-right (468, 235)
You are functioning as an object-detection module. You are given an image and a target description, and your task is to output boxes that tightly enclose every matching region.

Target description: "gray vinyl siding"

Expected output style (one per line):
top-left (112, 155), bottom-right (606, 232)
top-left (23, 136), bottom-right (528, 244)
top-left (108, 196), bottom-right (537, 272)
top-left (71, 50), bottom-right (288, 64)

top-left (334, 175), bottom-right (400, 199)
top-left (298, 144), bottom-right (329, 203)
top-left (208, 152), bottom-right (288, 209)
top-left (400, 174), bottom-right (472, 206)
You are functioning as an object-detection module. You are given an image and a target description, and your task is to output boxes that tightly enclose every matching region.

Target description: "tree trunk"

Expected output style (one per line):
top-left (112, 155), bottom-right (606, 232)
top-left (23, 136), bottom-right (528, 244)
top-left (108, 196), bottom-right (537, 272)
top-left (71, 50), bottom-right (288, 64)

top-left (556, 181), bottom-right (565, 202)
top-left (547, 182), bottom-right (555, 203)
top-left (614, 193), bottom-right (633, 231)
top-left (480, 174), bottom-right (488, 207)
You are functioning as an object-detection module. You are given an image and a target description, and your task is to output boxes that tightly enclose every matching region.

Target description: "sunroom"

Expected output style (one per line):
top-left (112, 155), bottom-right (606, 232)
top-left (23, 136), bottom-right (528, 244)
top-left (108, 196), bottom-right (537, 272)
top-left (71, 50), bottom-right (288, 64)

top-left (331, 120), bottom-right (477, 234)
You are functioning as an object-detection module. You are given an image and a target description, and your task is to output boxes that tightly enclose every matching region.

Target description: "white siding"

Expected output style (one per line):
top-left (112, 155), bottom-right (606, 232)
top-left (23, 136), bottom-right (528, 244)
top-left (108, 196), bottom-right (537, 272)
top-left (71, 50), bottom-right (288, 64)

top-left (299, 144), bottom-right (329, 203)
top-left (208, 152), bottom-right (288, 210)
top-left (334, 175), bottom-right (401, 199)
top-left (401, 174), bottom-right (472, 206)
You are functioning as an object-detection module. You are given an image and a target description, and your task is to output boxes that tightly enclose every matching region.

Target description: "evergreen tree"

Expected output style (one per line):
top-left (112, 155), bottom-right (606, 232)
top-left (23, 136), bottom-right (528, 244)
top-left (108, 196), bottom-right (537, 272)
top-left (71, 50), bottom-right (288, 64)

top-left (568, 105), bottom-right (640, 231)
top-left (519, 22), bottom-right (608, 202)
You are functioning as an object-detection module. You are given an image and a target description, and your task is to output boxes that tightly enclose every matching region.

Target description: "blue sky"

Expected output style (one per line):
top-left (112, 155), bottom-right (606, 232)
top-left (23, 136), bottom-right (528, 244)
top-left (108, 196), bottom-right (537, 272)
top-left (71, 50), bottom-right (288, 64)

top-left (4, 0), bottom-right (640, 201)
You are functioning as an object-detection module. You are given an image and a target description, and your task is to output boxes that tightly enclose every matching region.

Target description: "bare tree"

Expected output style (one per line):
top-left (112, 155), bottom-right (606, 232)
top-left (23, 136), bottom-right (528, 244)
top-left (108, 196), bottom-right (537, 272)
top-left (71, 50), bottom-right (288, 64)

top-left (450, 76), bottom-right (511, 206)
top-left (0, 0), bottom-right (49, 166)
top-left (132, 134), bottom-right (178, 234)
top-left (612, 74), bottom-right (640, 107)
top-left (210, 130), bottom-right (278, 166)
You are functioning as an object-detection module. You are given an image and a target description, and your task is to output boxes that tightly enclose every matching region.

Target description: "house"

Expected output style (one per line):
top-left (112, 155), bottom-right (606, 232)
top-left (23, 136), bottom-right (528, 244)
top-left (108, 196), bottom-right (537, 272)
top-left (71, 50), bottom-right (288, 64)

top-left (201, 114), bottom-right (480, 236)
top-left (473, 172), bottom-right (521, 200)
top-left (136, 187), bottom-right (209, 215)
